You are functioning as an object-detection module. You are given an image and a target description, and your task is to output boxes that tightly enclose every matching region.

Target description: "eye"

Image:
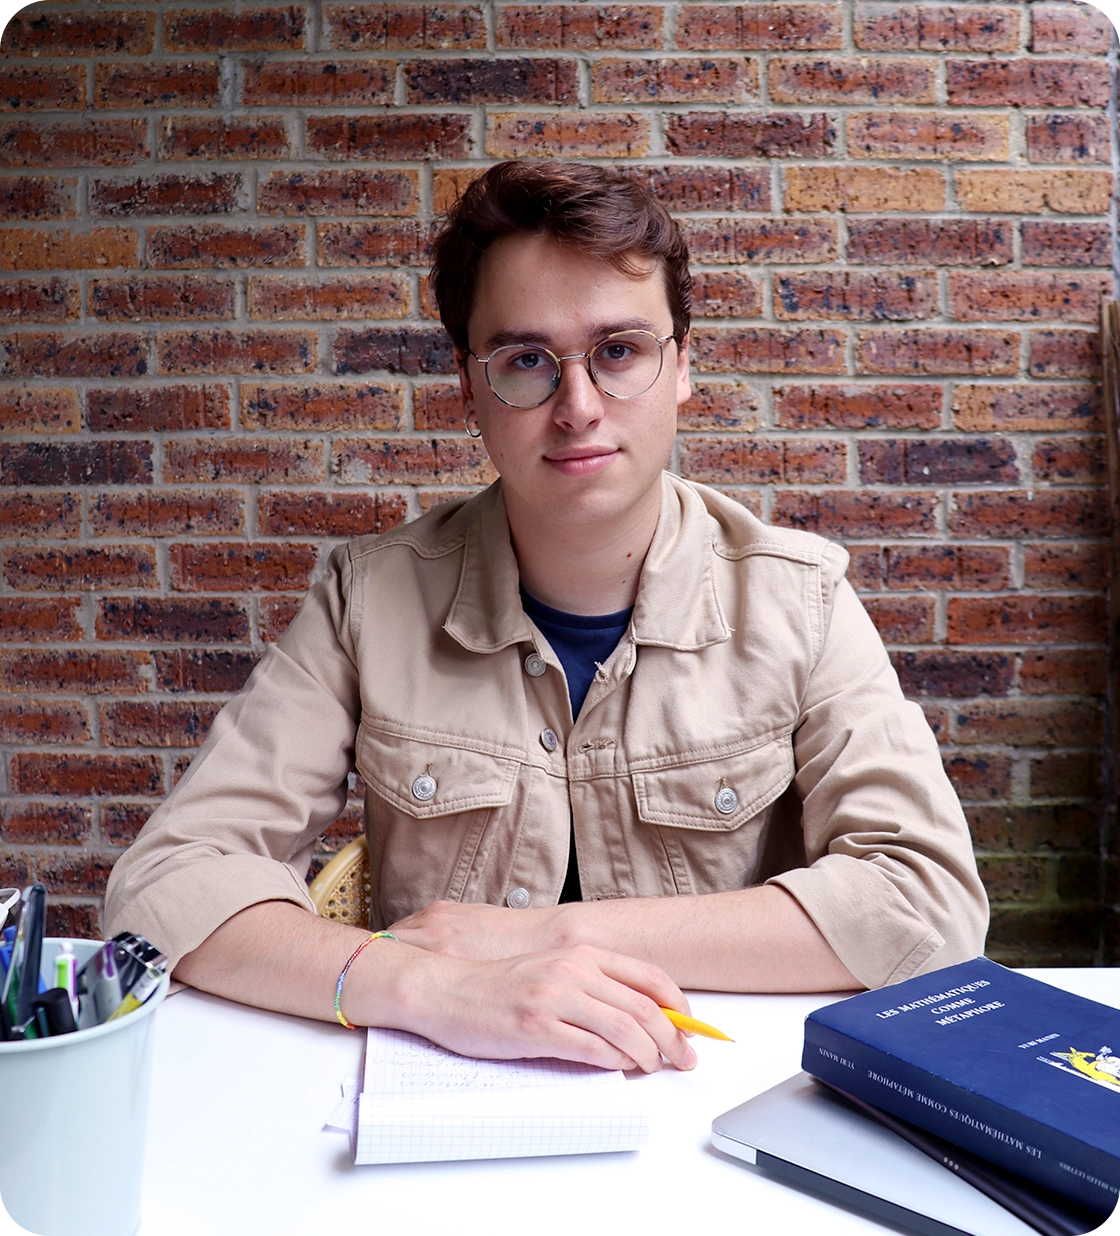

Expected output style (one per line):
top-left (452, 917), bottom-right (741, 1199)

top-left (601, 342), bottom-right (633, 361)
top-left (508, 348), bottom-right (550, 371)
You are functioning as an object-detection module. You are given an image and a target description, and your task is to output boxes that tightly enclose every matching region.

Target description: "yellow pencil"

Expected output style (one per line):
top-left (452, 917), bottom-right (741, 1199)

top-left (660, 1007), bottom-right (734, 1041)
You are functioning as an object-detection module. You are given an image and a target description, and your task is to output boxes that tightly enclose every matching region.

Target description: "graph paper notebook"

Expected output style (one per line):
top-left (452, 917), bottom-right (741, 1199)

top-left (352, 1027), bottom-right (649, 1165)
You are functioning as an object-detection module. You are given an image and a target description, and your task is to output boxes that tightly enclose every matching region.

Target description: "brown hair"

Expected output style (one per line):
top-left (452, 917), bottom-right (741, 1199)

top-left (430, 161), bottom-right (691, 353)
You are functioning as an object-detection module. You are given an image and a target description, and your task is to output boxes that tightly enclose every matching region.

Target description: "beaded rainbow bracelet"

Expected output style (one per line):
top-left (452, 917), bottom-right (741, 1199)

top-left (334, 931), bottom-right (398, 1029)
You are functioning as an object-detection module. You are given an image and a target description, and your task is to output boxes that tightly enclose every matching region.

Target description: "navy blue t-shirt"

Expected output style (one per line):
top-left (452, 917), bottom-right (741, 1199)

top-left (520, 589), bottom-right (632, 902)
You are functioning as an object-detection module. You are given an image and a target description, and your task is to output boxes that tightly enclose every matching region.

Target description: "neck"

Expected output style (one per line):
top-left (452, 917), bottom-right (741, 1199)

top-left (505, 485), bottom-right (662, 616)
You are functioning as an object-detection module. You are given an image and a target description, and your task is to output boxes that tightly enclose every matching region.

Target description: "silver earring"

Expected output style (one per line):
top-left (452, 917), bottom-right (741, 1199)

top-left (465, 414), bottom-right (482, 439)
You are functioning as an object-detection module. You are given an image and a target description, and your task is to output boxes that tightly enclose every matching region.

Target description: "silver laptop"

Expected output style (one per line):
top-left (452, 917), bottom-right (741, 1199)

top-left (712, 1073), bottom-right (1047, 1236)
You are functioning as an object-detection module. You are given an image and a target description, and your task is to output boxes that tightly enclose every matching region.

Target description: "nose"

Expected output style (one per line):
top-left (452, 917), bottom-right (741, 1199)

top-left (551, 353), bottom-right (604, 432)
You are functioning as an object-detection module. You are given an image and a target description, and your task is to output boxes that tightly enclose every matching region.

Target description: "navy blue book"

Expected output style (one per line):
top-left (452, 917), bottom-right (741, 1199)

top-left (802, 958), bottom-right (1120, 1216)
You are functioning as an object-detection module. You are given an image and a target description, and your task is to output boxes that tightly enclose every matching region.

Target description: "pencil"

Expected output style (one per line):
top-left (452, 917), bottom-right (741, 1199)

top-left (660, 1007), bottom-right (734, 1041)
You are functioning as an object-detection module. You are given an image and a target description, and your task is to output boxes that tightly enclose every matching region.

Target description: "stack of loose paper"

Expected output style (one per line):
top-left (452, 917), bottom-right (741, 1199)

top-left (349, 1027), bottom-right (648, 1164)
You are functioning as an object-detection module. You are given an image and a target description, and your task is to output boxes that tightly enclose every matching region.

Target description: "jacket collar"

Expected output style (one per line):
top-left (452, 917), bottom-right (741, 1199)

top-left (443, 474), bottom-right (730, 654)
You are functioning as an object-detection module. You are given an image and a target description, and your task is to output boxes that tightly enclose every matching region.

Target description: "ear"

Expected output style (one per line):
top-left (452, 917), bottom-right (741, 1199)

top-left (675, 332), bottom-right (691, 407)
top-left (456, 351), bottom-right (475, 415)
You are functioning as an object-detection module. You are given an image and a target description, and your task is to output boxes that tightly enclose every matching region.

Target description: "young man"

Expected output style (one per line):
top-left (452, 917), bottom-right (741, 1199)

top-left (105, 162), bottom-right (987, 1073)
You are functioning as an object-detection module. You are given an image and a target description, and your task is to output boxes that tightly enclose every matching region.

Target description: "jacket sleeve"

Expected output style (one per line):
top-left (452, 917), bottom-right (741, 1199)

top-left (766, 542), bottom-right (989, 989)
top-left (103, 545), bottom-right (361, 970)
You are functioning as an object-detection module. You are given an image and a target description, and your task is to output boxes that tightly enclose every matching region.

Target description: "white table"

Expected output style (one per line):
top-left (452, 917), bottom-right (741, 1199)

top-left (132, 971), bottom-right (1120, 1236)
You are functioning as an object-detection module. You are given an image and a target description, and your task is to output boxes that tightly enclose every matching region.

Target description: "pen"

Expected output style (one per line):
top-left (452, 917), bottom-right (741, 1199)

top-left (660, 1007), bottom-right (734, 1041)
top-left (55, 940), bottom-right (78, 1021)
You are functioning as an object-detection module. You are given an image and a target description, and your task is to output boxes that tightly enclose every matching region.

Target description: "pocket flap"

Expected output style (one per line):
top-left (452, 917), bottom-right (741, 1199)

top-left (357, 723), bottom-right (520, 819)
top-left (632, 738), bottom-right (794, 832)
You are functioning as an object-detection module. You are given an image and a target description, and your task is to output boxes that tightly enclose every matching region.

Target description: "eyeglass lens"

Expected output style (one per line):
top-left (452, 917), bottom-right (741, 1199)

top-left (485, 331), bottom-right (665, 409)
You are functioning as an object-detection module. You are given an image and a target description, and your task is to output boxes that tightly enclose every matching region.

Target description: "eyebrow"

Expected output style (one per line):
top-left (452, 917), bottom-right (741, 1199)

top-left (477, 318), bottom-right (664, 354)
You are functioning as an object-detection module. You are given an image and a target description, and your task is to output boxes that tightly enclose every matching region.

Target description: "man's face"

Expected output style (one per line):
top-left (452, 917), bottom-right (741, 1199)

top-left (457, 232), bottom-right (690, 537)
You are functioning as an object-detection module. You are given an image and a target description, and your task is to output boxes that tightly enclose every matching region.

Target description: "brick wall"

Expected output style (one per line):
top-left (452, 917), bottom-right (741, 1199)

top-left (0, 0), bottom-right (1115, 963)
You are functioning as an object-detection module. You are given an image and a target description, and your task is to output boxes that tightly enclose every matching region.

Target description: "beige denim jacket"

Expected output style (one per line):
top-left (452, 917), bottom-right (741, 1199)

top-left (105, 473), bottom-right (987, 988)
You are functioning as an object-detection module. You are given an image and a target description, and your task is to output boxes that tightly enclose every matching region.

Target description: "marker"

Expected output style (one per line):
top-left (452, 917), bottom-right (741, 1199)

top-left (55, 941), bottom-right (78, 1021)
top-left (660, 1007), bottom-right (734, 1042)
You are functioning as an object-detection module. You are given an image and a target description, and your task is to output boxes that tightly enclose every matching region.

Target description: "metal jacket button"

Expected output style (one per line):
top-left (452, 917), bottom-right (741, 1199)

top-left (506, 887), bottom-right (531, 909)
top-left (714, 786), bottom-right (739, 815)
top-left (411, 773), bottom-right (437, 802)
top-left (524, 653), bottom-right (547, 677)
top-left (540, 727), bottom-right (559, 752)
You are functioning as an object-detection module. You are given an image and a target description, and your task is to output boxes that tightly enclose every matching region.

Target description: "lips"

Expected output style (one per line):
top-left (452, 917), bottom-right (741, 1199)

top-left (544, 445), bottom-right (619, 476)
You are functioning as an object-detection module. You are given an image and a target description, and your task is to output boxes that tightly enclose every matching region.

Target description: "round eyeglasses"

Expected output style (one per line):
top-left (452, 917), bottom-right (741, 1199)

top-left (470, 330), bottom-right (674, 410)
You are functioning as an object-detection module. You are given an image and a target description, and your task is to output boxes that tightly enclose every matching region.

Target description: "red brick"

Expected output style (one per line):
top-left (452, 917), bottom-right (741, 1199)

top-left (862, 596), bottom-right (935, 642)
top-left (1020, 649), bottom-right (1106, 695)
top-left (104, 804), bottom-right (153, 846)
top-left (0, 120), bottom-right (148, 168)
top-left (956, 170), bottom-right (1112, 213)
top-left (847, 112), bottom-right (1008, 160)
top-left (417, 487), bottom-right (486, 515)
top-left (0, 853), bottom-right (33, 886)
top-left (849, 218), bottom-right (1014, 269)
top-left (680, 217), bottom-right (838, 264)
top-left (770, 56), bottom-right (934, 103)
top-left (248, 275), bottom-right (409, 320)
top-left (0, 278), bottom-right (79, 323)
top-left (691, 327), bottom-right (845, 374)
top-left (0, 227), bottom-right (137, 271)
top-left (620, 165), bottom-right (770, 212)
top-left (318, 220), bottom-right (428, 267)
top-left (241, 381), bottom-right (403, 430)
top-left (333, 438), bottom-right (496, 485)
top-left (594, 57), bottom-right (755, 103)
top-left (773, 490), bottom-right (938, 536)
top-left (0, 440), bottom-right (152, 486)
top-left (1, 10), bottom-right (155, 55)
top-left (854, 4), bottom-right (1020, 50)
top-left (325, 4), bottom-right (486, 48)
top-left (158, 330), bottom-right (316, 375)
top-left (784, 166), bottom-right (944, 212)
top-left (164, 437), bottom-right (325, 483)
top-left (95, 597), bottom-right (249, 643)
top-left (949, 272), bottom-right (1109, 323)
top-left (487, 112), bottom-right (649, 158)
top-left (38, 854), bottom-right (117, 897)
top-left (888, 544), bottom-right (1009, 590)
top-left (149, 223), bottom-right (305, 269)
top-left (774, 383), bottom-right (941, 429)
top-left (154, 649), bottom-right (259, 694)
top-left (2, 803), bottom-right (91, 846)
top-left (100, 701), bottom-right (221, 749)
top-left (496, 4), bottom-right (661, 48)
top-left (947, 58), bottom-right (1109, 107)
top-left (0, 65), bottom-right (85, 110)
top-left (0, 699), bottom-right (89, 745)
top-left (856, 328), bottom-right (1018, 376)
top-left (5, 546), bottom-right (156, 591)
top-left (1032, 436), bottom-right (1106, 485)
top-left (168, 543), bottom-right (319, 592)
top-left (90, 489), bottom-right (244, 537)
top-left (952, 383), bottom-right (1099, 432)
top-left (0, 175), bottom-right (76, 220)
top-left (165, 6), bottom-right (306, 50)
top-left (258, 169), bottom-right (416, 218)
top-left (666, 112), bottom-right (833, 157)
top-left (892, 649), bottom-right (1013, 696)
top-left (691, 272), bottom-right (763, 319)
top-left (333, 327), bottom-right (455, 376)
top-left (1026, 114), bottom-right (1112, 164)
top-left (242, 60), bottom-right (393, 106)
top-left (158, 116), bottom-right (293, 161)
top-left (776, 271), bottom-right (936, 322)
top-left (259, 596), bottom-right (303, 642)
top-left (90, 276), bottom-right (236, 322)
top-left (978, 855), bottom-right (1050, 902)
top-left (0, 649), bottom-right (150, 694)
top-left (90, 173), bottom-right (243, 218)
top-left (1029, 330), bottom-right (1099, 379)
top-left (861, 437), bottom-right (1019, 485)
top-left (679, 436), bottom-right (845, 484)
top-left (308, 114), bottom-right (471, 160)
top-left (678, 4), bottom-right (842, 49)
top-left (410, 57), bottom-right (578, 103)
top-left (0, 491), bottom-right (80, 537)
top-left (950, 489), bottom-right (1106, 537)
top-left (1023, 541), bottom-right (1106, 590)
top-left (1030, 752), bottom-right (1102, 801)
top-left (848, 545), bottom-right (884, 589)
top-left (10, 753), bottom-right (163, 797)
top-left (259, 491), bottom-right (409, 537)
top-left (94, 61), bottom-right (220, 109)
top-left (947, 595), bottom-right (1105, 644)
top-left (1021, 222), bottom-right (1111, 269)
top-left (414, 383), bottom-right (465, 431)
top-left (942, 753), bottom-right (1013, 801)
top-left (0, 388), bottom-right (79, 433)
top-left (0, 598), bottom-right (81, 642)
top-left (986, 907), bottom-right (1096, 961)
top-left (418, 274), bottom-right (439, 320)
top-left (88, 385), bottom-right (230, 432)
top-left (955, 700), bottom-right (1102, 747)
top-left (1031, 3), bottom-right (1114, 52)
top-left (1, 332), bottom-right (149, 379)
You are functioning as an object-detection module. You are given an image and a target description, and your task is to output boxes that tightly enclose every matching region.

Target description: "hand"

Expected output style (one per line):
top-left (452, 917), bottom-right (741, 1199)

top-left (396, 943), bottom-right (697, 1073)
top-left (389, 899), bottom-right (564, 961)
